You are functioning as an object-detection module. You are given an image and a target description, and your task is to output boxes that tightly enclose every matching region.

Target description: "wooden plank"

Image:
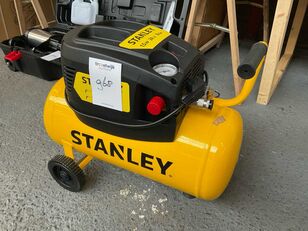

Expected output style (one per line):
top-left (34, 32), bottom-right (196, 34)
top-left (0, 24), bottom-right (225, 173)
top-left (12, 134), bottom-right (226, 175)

top-left (0, 0), bottom-right (20, 38)
top-left (14, 0), bottom-right (26, 34)
top-left (269, 0), bottom-right (307, 98)
top-left (257, 0), bottom-right (294, 105)
top-left (284, 0), bottom-right (307, 55)
top-left (0, 18), bottom-right (8, 41)
top-left (199, 32), bottom-right (225, 53)
top-left (23, 2), bottom-right (39, 29)
top-left (263, 0), bottom-right (269, 42)
top-left (190, 0), bottom-right (208, 47)
top-left (226, 0), bottom-right (243, 96)
top-left (184, 0), bottom-right (200, 43)
top-left (31, 0), bottom-right (48, 28)
top-left (0, 2), bottom-right (9, 40)
top-left (32, 20), bottom-right (56, 29)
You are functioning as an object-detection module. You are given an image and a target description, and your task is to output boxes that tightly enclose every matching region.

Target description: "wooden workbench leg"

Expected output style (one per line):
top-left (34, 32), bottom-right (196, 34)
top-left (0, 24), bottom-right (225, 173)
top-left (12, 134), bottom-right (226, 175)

top-left (226, 0), bottom-right (244, 96)
top-left (271, 0), bottom-right (307, 96)
top-left (191, 0), bottom-right (208, 47)
top-left (31, 0), bottom-right (49, 29)
top-left (184, 0), bottom-right (201, 43)
top-left (257, 0), bottom-right (294, 105)
top-left (263, 0), bottom-right (269, 42)
top-left (14, 0), bottom-right (26, 34)
top-left (284, 0), bottom-right (307, 57)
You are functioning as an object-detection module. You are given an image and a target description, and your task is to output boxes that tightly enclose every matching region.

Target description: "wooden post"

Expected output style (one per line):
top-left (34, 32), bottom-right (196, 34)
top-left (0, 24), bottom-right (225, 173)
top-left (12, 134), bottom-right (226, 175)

top-left (31, 0), bottom-right (49, 29)
top-left (226, 0), bottom-right (243, 96)
top-left (14, 0), bottom-right (26, 34)
top-left (256, 0), bottom-right (307, 105)
top-left (190, 0), bottom-right (208, 46)
top-left (0, 2), bottom-right (9, 40)
top-left (199, 32), bottom-right (225, 53)
top-left (271, 0), bottom-right (307, 97)
top-left (0, 0), bottom-right (20, 38)
top-left (284, 0), bottom-right (307, 56)
top-left (184, 0), bottom-right (200, 43)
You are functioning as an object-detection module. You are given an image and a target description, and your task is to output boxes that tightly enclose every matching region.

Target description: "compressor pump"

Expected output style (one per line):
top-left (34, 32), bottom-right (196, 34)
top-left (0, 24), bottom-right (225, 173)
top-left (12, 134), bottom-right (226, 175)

top-left (44, 20), bottom-right (267, 200)
top-left (61, 20), bottom-right (208, 142)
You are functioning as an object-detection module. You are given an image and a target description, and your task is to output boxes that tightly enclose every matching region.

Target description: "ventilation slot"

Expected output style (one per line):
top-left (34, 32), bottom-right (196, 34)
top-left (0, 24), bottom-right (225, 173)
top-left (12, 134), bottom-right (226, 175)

top-left (185, 58), bottom-right (202, 80)
top-left (64, 66), bottom-right (76, 92)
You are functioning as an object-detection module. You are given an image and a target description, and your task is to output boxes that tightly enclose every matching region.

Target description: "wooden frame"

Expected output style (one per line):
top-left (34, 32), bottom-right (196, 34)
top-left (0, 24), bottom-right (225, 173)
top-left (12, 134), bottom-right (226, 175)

top-left (185, 0), bottom-right (243, 95)
top-left (14, 0), bottom-right (26, 34)
top-left (12, 0), bottom-right (55, 35)
top-left (185, 0), bottom-right (269, 95)
top-left (31, 0), bottom-right (48, 28)
top-left (0, 0), bottom-right (20, 40)
top-left (257, 0), bottom-right (307, 105)
top-left (226, 0), bottom-right (243, 95)
top-left (184, 0), bottom-right (200, 43)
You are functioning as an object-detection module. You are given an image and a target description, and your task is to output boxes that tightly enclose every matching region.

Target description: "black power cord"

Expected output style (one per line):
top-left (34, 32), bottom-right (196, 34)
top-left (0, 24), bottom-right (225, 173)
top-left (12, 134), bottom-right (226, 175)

top-left (68, 72), bottom-right (208, 129)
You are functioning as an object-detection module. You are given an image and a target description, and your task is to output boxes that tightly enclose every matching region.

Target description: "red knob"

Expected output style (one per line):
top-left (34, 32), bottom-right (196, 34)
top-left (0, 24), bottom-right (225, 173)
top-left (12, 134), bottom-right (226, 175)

top-left (147, 96), bottom-right (166, 116)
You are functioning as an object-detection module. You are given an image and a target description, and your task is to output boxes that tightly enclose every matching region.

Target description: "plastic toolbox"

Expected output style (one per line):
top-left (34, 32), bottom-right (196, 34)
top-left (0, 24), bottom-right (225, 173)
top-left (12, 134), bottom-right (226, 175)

top-left (58, 0), bottom-right (190, 37)
top-left (1, 0), bottom-right (190, 80)
top-left (0, 26), bottom-right (70, 81)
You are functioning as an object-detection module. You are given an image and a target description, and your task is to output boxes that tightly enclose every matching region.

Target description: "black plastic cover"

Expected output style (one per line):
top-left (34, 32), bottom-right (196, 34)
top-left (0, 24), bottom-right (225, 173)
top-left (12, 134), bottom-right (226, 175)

top-left (62, 20), bottom-right (205, 142)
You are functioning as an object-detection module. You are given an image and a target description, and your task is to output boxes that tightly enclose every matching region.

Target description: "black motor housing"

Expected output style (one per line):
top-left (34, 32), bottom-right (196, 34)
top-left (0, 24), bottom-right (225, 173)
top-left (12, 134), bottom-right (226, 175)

top-left (62, 20), bottom-right (206, 142)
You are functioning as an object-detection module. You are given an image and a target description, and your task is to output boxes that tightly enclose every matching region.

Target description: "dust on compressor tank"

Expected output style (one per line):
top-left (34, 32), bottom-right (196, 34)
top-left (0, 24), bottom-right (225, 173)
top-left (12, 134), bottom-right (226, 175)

top-left (62, 21), bottom-right (207, 142)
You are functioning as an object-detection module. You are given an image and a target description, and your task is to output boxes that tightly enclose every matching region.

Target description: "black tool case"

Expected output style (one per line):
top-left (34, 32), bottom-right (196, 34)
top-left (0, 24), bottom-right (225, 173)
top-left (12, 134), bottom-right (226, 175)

top-left (0, 0), bottom-right (190, 81)
top-left (0, 26), bottom-right (69, 81)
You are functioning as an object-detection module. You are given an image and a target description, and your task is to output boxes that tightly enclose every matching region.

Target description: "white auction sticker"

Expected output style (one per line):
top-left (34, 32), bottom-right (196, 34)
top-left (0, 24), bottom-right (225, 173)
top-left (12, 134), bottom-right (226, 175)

top-left (89, 57), bottom-right (122, 111)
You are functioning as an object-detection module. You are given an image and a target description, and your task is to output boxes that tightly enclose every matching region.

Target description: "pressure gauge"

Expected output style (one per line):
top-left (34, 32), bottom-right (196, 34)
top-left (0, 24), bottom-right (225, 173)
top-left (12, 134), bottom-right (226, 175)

top-left (153, 63), bottom-right (178, 77)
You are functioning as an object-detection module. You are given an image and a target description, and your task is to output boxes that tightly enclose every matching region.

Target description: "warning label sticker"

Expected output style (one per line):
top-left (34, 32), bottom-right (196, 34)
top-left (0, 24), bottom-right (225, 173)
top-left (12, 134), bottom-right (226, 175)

top-left (119, 25), bottom-right (171, 50)
top-left (73, 72), bottom-right (130, 113)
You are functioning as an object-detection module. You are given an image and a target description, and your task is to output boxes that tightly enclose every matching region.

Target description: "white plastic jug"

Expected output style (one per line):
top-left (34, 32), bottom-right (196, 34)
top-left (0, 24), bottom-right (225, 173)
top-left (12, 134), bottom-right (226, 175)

top-left (71, 0), bottom-right (99, 25)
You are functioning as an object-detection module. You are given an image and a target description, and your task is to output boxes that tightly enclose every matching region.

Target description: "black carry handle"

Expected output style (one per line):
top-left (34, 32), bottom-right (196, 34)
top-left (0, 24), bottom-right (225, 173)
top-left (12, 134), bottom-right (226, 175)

top-left (237, 42), bottom-right (268, 79)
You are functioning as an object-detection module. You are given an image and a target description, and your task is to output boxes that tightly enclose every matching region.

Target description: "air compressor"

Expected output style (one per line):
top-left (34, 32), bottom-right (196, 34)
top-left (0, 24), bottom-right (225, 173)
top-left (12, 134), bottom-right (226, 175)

top-left (44, 20), bottom-right (267, 200)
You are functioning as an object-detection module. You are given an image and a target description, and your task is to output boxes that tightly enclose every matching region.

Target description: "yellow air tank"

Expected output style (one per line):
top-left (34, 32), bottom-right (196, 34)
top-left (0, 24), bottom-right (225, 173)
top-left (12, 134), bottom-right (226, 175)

top-left (44, 42), bottom-right (267, 201)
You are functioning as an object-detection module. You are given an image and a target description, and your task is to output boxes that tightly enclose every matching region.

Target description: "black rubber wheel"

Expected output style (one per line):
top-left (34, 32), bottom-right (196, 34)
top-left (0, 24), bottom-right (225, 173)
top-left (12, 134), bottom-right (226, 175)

top-left (48, 155), bottom-right (85, 192)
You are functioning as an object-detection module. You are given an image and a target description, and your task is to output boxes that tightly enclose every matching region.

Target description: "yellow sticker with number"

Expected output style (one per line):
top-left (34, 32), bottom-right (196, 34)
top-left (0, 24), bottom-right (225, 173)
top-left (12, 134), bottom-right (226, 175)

top-left (119, 25), bottom-right (171, 50)
top-left (74, 72), bottom-right (130, 113)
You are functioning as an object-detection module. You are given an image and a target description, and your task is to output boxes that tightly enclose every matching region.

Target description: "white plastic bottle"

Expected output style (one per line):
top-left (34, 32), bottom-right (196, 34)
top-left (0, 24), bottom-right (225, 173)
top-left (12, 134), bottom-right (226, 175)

top-left (71, 0), bottom-right (99, 25)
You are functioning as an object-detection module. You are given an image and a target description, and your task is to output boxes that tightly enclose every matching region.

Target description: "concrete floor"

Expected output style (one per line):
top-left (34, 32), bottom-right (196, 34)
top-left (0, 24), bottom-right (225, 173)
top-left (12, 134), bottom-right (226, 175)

top-left (0, 42), bottom-right (307, 231)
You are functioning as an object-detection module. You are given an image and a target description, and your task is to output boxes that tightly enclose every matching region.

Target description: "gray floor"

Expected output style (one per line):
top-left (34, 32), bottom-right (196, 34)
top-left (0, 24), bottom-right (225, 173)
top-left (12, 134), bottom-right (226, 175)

top-left (0, 42), bottom-right (307, 231)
